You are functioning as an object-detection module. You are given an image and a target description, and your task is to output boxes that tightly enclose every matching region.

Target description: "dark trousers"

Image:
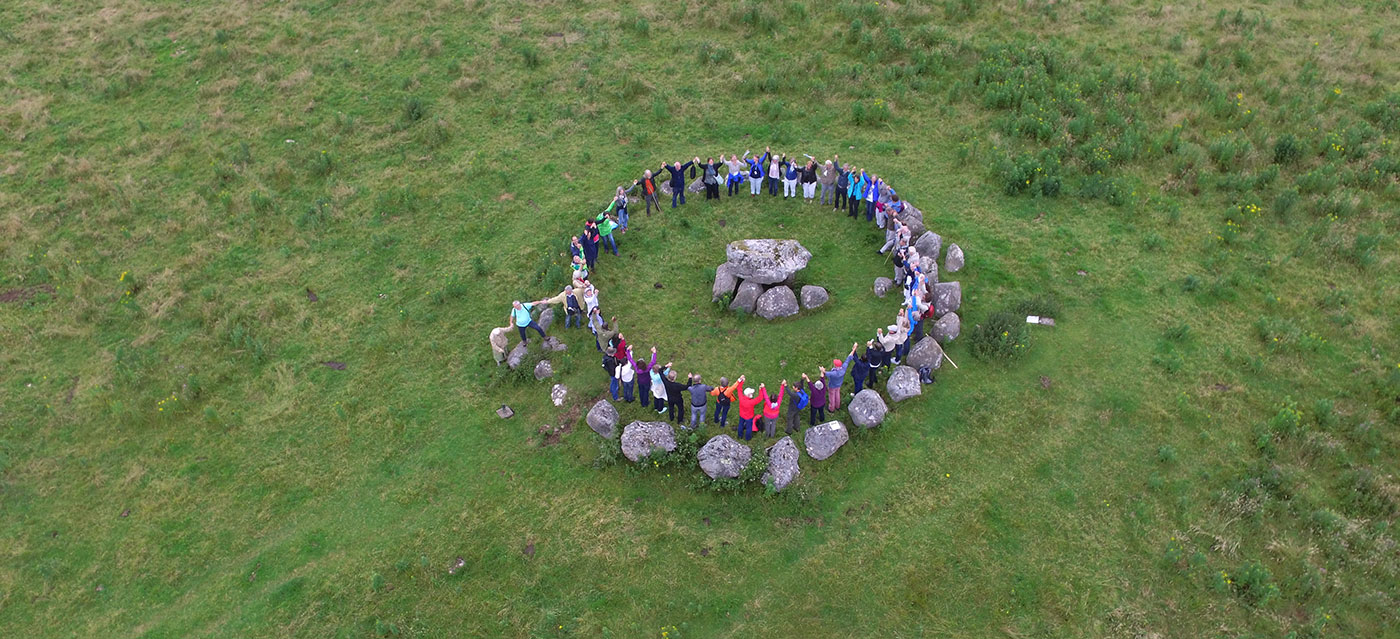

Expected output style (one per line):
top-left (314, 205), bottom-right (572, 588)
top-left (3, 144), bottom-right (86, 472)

top-left (713, 402), bottom-right (730, 426)
top-left (737, 417), bottom-right (755, 440)
top-left (517, 321), bottom-right (545, 342)
top-left (671, 189), bottom-right (685, 207)
top-left (868, 365), bottom-right (881, 387)
top-left (638, 380), bottom-right (651, 404)
top-left (767, 176), bottom-right (779, 195)
top-left (848, 194), bottom-right (861, 217)
top-left (785, 407), bottom-right (801, 434)
top-left (809, 405), bottom-right (826, 425)
top-left (643, 192), bottom-right (660, 215)
top-left (727, 179), bottom-right (741, 196)
top-left (705, 183), bottom-right (719, 200)
top-left (622, 380), bottom-right (635, 402)
top-left (565, 310), bottom-right (582, 328)
top-left (668, 399), bottom-right (682, 423)
top-left (865, 199), bottom-right (876, 221)
top-left (653, 395), bottom-right (665, 411)
top-left (584, 251), bottom-right (597, 269)
top-left (853, 376), bottom-right (866, 394)
top-left (835, 189), bottom-right (847, 209)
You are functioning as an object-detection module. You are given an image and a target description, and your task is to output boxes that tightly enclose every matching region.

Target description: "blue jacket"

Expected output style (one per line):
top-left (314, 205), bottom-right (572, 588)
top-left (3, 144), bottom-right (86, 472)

top-left (784, 162), bottom-right (799, 181)
top-left (747, 153), bottom-right (768, 178)
top-left (662, 161), bottom-right (694, 189)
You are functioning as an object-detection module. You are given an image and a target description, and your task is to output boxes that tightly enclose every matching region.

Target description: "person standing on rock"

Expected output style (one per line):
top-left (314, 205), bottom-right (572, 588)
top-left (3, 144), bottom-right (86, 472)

top-left (710, 377), bottom-right (737, 428)
top-left (661, 158), bottom-right (696, 208)
top-left (786, 381), bottom-right (809, 435)
top-left (661, 365), bottom-right (688, 425)
top-left (686, 374), bottom-right (714, 430)
top-left (804, 374), bottom-right (827, 426)
top-left (700, 157), bottom-right (723, 201)
top-left (761, 380), bottom-right (787, 437)
top-left (725, 153), bottom-right (747, 197)
top-left (634, 170), bottom-right (662, 216)
top-left (823, 359), bottom-right (848, 411)
top-left (510, 300), bottom-right (547, 344)
top-left (747, 151), bottom-right (767, 197)
top-left (800, 159), bottom-right (819, 202)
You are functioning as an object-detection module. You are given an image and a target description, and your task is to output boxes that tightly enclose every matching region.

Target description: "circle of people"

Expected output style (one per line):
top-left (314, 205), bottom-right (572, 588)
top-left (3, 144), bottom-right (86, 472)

top-left (491, 146), bottom-right (942, 442)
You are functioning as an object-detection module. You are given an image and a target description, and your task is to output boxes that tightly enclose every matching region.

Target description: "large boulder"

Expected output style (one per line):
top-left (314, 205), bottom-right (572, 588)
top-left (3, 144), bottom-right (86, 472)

top-left (914, 231), bottom-right (943, 262)
top-left (931, 312), bottom-right (961, 344)
top-left (762, 437), bottom-right (801, 492)
top-left (900, 205), bottom-right (927, 238)
top-left (804, 421), bottom-right (849, 461)
top-left (586, 400), bottom-right (620, 438)
top-left (874, 277), bottom-right (893, 298)
top-left (712, 263), bottom-right (739, 302)
top-left (724, 239), bottom-right (812, 285)
top-left (945, 243), bottom-right (964, 273)
top-left (847, 389), bottom-right (888, 428)
top-left (755, 285), bottom-right (800, 320)
top-left (886, 366), bottom-right (922, 402)
top-left (917, 256), bottom-right (939, 285)
top-left (906, 337), bottom-right (945, 371)
top-left (697, 435), bottom-right (753, 479)
top-left (550, 384), bottom-right (568, 406)
top-left (506, 342), bottom-right (528, 369)
top-left (620, 421), bottom-right (677, 462)
top-left (538, 307), bottom-right (555, 332)
top-left (729, 280), bottom-right (763, 314)
top-left (933, 281), bottom-right (962, 317)
top-left (799, 285), bottom-right (829, 310)
top-left (533, 359), bottom-right (553, 380)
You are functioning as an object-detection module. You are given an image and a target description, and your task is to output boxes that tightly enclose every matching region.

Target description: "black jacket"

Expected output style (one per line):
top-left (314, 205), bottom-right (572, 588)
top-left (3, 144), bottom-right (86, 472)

top-left (662, 161), bottom-right (694, 189)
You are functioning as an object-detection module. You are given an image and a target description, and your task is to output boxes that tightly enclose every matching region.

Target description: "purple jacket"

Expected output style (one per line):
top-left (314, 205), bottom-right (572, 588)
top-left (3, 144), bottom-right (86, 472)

top-left (807, 381), bottom-right (827, 408)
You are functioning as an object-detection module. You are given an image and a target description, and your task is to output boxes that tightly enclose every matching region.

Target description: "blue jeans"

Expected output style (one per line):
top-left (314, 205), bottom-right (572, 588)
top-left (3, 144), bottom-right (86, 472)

top-left (809, 405), bottom-right (825, 425)
top-left (713, 402), bottom-right (730, 426)
top-left (565, 310), bottom-right (581, 328)
top-left (866, 199), bottom-right (876, 221)
top-left (672, 189), bottom-right (685, 207)
top-left (622, 380), bottom-right (635, 402)
top-left (737, 417), bottom-right (754, 440)
top-left (609, 377), bottom-right (620, 400)
top-left (853, 376), bottom-right (866, 393)
top-left (517, 321), bottom-right (545, 342)
top-left (767, 177), bottom-right (779, 195)
top-left (895, 340), bottom-right (910, 362)
top-left (727, 178), bottom-right (741, 196)
top-left (602, 234), bottom-right (618, 255)
top-left (617, 206), bottom-right (628, 230)
top-left (638, 380), bottom-right (650, 404)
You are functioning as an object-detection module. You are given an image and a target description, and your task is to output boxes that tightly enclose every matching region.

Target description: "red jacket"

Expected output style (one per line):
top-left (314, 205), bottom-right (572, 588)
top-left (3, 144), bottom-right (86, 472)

top-left (734, 380), bottom-right (766, 421)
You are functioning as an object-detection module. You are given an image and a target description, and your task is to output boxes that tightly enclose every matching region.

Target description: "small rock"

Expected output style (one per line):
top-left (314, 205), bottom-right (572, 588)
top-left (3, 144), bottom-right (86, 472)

top-left (550, 384), bottom-right (567, 407)
top-left (886, 366), bottom-right (922, 402)
top-left (533, 360), bottom-right (553, 380)
top-left (755, 285), bottom-right (799, 320)
top-left (321, 361), bottom-right (347, 370)
top-left (586, 400), bottom-right (620, 438)
top-left (803, 421), bottom-right (849, 461)
top-left (945, 243), bottom-right (964, 273)
top-left (874, 277), bottom-right (893, 297)
top-left (1040, 376), bottom-right (1052, 390)
top-left (496, 405), bottom-right (515, 420)
top-left (620, 421), bottom-right (678, 462)
top-left (506, 342), bottom-right (529, 369)
top-left (762, 437), bottom-right (801, 492)
top-left (847, 389), bottom-right (888, 428)
top-left (697, 435), bottom-right (753, 479)
top-left (931, 312), bottom-right (961, 344)
top-left (906, 337), bottom-right (944, 371)
top-left (799, 285), bottom-right (829, 310)
top-left (306, 288), bottom-right (319, 302)
top-left (541, 336), bottom-right (567, 352)
top-left (538, 307), bottom-right (555, 332)
top-left (729, 280), bottom-right (764, 314)
top-left (933, 281), bottom-right (962, 317)
top-left (914, 231), bottom-right (943, 262)
top-left (654, 282), bottom-right (663, 289)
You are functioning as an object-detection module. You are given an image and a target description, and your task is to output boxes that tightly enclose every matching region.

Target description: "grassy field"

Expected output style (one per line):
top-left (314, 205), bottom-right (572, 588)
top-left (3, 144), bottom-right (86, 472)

top-left (3, 0), bottom-right (1399, 637)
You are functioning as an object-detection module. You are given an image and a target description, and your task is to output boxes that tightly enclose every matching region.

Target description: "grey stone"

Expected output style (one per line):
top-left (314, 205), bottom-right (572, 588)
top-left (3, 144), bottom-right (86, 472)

top-left (656, 176), bottom-right (706, 196)
top-left (933, 281), bottom-right (962, 317)
top-left (724, 239), bottom-right (812, 285)
top-left (550, 384), bottom-right (568, 407)
top-left (848, 389), bottom-right (888, 429)
top-left (761, 437), bottom-right (801, 492)
top-left (755, 285), bottom-right (800, 320)
top-left (496, 405), bottom-right (514, 420)
top-left (945, 243), bottom-right (964, 273)
top-left (803, 421), bottom-right (849, 461)
top-left (874, 277), bottom-right (893, 297)
top-left (538, 307), bottom-right (555, 332)
top-left (712, 263), bottom-right (739, 302)
top-left (533, 359), bottom-right (553, 380)
top-left (697, 435), bottom-right (753, 479)
top-left (587, 400), bottom-right (619, 438)
top-left (931, 312), bottom-right (961, 344)
top-left (506, 342), bottom-right (528, 369)
top-left (886, 366), bottom-right (922, 402)
top-left (541, 336), bottom-right (567, 352)
top-left (917, 256), bottom-right (939, 285)
top-left (900, 205), bottom-right (926, 238)
top-left (906, 337), bottom-right (945, 371)
top-left (799, 285), bottom-right (829, 309)
top-left (914, 231), bottom-right (943, 262)
top-left (620, 420), bottom-right (677, 462)
top-left (729, 279), bottom-right (763, 314)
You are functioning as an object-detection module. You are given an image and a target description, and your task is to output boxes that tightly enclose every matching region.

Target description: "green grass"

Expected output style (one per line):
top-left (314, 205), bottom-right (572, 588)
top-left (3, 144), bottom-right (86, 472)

top-left (2, 1), bottom-right (1399, 637)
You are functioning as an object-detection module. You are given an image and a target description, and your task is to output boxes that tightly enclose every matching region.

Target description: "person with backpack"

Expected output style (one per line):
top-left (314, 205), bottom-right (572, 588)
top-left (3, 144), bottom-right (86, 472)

top-left (602, 347), bottom-right (621, 401)
top-left (634, 170), bottom-right (662, 216)
top-left (685, 374), bottom-right (714, 430)
top-left (761, 380), bottom-right (787, 437)
top-left (785, 382), bottom-right (809, 435)
top-left (747, 151), bottom-right (767, 196)
top-left (804, 374), bottom-right (827, 425)
top-left (710, 377), bottom-right (737, 428)
top-left (660, 159), bottom-right (696, 208)
top-left (699, 157), bottom-right (723, 201)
